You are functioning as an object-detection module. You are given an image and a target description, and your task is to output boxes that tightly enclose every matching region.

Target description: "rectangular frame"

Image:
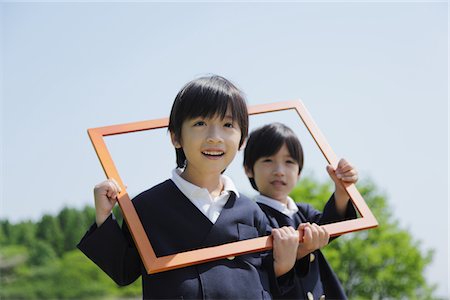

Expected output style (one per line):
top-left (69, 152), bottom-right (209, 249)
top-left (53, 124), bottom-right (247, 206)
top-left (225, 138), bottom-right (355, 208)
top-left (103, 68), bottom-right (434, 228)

top-left (88, 99), bottom-right (378, 274)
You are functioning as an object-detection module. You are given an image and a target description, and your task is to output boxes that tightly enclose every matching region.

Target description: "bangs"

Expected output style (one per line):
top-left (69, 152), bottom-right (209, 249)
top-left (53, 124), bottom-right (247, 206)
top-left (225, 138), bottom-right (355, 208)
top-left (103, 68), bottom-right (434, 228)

top-left (178, 80), bottom-right (241, 121)
top-left (244, 122), bottom-right (304, 173)
top-left (169, 75), bottom-right (248, 139)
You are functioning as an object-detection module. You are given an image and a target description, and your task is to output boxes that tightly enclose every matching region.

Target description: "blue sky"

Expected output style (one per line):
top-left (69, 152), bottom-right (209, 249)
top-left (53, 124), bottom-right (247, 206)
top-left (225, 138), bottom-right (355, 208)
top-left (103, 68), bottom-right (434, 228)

top-left (1, 2), bottom-right (448, 297)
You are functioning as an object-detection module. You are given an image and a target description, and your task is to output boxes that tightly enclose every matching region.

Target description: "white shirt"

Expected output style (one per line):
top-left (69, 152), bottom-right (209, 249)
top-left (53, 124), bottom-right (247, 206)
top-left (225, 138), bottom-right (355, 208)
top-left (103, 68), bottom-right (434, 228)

top-left (255, 194), bottom-right (299, 219)
top-left (170, 168), bottom-right (239, 224)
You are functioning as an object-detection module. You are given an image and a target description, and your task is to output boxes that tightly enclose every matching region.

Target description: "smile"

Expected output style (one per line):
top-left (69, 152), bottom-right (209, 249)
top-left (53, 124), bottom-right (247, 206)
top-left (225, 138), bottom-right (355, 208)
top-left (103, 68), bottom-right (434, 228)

top-left (202, 150), bottom-right (225, 157)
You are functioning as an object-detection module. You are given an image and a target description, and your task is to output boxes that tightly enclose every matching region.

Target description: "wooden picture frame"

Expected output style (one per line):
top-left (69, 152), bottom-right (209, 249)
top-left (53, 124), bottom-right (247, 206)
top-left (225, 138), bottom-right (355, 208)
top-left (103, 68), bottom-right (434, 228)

top-left (88, 99), bottom-right (378, 274)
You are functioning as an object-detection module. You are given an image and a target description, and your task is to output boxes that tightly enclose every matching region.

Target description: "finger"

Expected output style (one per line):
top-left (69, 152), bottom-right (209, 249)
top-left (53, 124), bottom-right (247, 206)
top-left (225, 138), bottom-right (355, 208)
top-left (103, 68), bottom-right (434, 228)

top-left (286, 226), bottom-right (296, 234)
top-left (337, 158), bottom-right (350, 170)
top-left (315, 224), bottom-right (329, 247)
top-left (107, 190), bottom-right (118, 200)
top-left (110, 179), bottom-right (122, 193)
top-left (297, 223), bottom-right (307, 242)
top-left (280, 226), bottom-right (295, 238)
top-left (313, 224), bottom-right (325, 240)
top-left (106, 184), bottom-right (117, 199)
top-left (297, 223), bottom-right (308, 231)
top-left (271, 228), bottom-right (282, 240)
top-left (286, 226), bottom-right (299, 241)
top-left (340, 174), bottom-right (359, 183)
top-left (303, 226), bottom-right (312, 243)
top-left (338, 164), bottom-right (354, 173)
top-left (323, 227), bottom-right (330, 244)
top-left (336, 160), bottom-right (356, 176)
top-left (297, 228), bottom-right (304, 242)
top-left (309, 223), bottom-right (319, 236)
top-left (326, 165), bottom-right (342, 183)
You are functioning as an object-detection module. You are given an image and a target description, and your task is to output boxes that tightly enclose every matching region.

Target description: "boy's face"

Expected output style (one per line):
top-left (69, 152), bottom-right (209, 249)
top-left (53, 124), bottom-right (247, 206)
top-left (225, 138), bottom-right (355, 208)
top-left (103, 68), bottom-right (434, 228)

top-left (171, 107), bottom-right (242, 179)
top-left (246, 143), bottom-right (300, 203)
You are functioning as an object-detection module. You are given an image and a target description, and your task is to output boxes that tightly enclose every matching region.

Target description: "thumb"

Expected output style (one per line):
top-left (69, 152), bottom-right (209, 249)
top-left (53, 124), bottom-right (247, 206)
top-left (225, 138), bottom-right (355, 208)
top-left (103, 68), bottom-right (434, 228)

top-left (326, 165), bottom-right (340, 185)
top-left (327, 165), bottom-right (348, 190)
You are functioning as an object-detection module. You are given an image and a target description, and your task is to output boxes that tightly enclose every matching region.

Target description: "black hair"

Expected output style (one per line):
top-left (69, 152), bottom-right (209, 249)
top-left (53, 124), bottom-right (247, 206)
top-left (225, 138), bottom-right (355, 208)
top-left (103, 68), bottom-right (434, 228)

top-left (243, 122), bottom-right (304, 190)
top-left (168, 75), bottom-right (248, 168)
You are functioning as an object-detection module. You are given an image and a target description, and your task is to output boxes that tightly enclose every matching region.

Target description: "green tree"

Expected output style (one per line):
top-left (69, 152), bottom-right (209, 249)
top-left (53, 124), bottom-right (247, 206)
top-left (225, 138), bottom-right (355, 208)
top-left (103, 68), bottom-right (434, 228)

top-left (290, 177), bottom-right (436, 299)
top-left (58, 207), bottom-right (90, 252)
top-left (28, 240), bottom-right (57, 266)
top-left (35, 214), bottom-right (64, 256)
top-left (0, 220), bottom-right (11, 245)
top-left (7, 221), bottom-right (36, 247)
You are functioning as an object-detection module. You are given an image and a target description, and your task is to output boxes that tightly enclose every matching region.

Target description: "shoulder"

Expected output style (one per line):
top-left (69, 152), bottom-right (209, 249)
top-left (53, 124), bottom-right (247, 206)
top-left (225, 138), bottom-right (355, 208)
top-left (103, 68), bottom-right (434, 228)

top-left (235, 193), bottom-right (260, 210)
top-left (234, 193), bottom-right (268, 221)
top-left (296, 202), bottom-right (321, 219)
top-left (132, 180), bottom-right (176, 207)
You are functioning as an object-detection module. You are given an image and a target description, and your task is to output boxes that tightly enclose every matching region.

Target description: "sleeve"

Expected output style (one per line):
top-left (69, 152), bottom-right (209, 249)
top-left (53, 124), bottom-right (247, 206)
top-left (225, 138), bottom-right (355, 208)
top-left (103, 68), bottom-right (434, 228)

top-left (77, 214), bottom-right (142, 286)
top-left (298, 194), bottom-right (357, 244)
top-left (297, 194), bottom-right (357, 226)
top-left (320, 193), bottom-right (357, 225)
top-left (294, 253), bottom-right (311, 278)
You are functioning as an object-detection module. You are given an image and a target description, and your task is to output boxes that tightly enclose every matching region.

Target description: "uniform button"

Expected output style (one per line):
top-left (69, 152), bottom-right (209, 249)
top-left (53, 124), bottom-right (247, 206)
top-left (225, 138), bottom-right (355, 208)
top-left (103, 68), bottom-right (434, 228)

top-left (227, 256), bottom-right (235, 260)
top-left (307, 292), bottom-right (314, 300)
top-left (319, 295), bottom-right (326, 300)
top-left (310, 253), bottom-right (315, 262)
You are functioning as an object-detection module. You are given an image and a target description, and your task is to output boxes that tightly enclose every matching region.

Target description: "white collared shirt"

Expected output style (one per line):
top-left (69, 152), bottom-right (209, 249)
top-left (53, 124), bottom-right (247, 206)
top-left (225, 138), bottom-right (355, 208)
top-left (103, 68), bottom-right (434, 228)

top-left (170, 168), bottom-right (239, 224)
top-left (255, 194), bottom-right (299, 219)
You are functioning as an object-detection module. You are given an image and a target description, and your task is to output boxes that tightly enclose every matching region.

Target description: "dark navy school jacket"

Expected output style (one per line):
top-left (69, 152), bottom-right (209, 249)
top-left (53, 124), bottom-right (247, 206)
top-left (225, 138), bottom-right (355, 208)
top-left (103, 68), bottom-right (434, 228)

top-left (258, 195), bottom-right (357, 300)
top-left (78, 180), bottom-right (294, 299)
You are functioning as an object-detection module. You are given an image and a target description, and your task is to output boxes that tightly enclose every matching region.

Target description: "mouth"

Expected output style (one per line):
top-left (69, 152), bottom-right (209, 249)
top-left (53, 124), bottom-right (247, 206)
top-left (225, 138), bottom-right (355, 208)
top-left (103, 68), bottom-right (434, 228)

top-left (270, 180), bottom-right (286, 186)
top-left (202, 150), bottom-right (225, 158)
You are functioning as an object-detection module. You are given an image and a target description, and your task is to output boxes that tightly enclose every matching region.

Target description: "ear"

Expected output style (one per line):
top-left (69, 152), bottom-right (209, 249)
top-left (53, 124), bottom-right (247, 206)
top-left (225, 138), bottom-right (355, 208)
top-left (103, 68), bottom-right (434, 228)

top-left (239, 138), bottom-right (247, 151)
top-left (170, 131), bottom-right (182, 149)
top-left (244, 166), bottom-right (254, 178)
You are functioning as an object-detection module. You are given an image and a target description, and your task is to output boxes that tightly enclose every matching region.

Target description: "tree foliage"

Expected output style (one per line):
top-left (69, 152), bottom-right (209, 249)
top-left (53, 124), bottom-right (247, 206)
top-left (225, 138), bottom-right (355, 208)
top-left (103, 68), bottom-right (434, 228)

top-left (290, 177), bottom-right (436, 299)
top-left (0, 205), bottom-right (140, 299)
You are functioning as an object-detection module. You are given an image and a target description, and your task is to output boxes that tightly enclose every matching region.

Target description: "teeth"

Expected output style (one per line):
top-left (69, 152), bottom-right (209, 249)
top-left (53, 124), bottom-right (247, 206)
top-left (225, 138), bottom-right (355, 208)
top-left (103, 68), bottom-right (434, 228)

top-left (203, 151), bottom-right (224, 156)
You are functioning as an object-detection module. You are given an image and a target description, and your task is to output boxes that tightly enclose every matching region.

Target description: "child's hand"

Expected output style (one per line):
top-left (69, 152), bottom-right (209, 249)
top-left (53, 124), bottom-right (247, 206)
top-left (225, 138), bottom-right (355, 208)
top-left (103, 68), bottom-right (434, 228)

top-left (93, 179), bottom-right (122, 226)
top-left (272, 226), bottom-right (301, 277)
top-left (296, 223), bottom-right (329, 260)
top-left (326, 158), bottom-right (358, 188)
top-left (326, 158), bottom-right (358, 214)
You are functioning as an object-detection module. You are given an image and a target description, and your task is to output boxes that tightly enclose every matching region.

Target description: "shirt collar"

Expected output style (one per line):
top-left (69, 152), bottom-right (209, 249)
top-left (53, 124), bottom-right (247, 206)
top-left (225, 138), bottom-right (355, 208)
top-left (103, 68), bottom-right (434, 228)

top-left (171, 168), bottom-right (239, 199)
top-left (255, 194), bottom-right (298, 218)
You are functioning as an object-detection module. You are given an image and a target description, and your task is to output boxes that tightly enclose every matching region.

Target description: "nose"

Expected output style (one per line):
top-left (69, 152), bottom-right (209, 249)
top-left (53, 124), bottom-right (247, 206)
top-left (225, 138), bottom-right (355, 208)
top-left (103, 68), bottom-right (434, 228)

top-left (273, 163), bottom-right (285, 177)
top-left (206, 125), bottom-right (224, 144)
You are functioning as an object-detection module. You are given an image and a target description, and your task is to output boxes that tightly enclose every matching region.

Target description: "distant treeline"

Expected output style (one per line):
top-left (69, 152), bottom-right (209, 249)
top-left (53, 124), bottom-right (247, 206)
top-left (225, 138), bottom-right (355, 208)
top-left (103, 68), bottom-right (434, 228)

top-left (0, 205), bottom-right (140, 299)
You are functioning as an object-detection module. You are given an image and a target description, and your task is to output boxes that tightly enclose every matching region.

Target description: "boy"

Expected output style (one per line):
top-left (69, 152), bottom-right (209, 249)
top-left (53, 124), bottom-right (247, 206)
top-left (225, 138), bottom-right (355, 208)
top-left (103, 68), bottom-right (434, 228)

top-left (78, 76), bottom-right (300, 299)
top-left (243, 122), bottom-right (358, 300)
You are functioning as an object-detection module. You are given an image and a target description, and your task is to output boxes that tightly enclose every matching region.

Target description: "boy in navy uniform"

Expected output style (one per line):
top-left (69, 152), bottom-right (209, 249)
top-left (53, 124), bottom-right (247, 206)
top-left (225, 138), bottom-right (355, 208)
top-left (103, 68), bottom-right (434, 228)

top-left (78, 76), bottom-right (302, 299)
top-left (244, 122), bottom-right (358, 300)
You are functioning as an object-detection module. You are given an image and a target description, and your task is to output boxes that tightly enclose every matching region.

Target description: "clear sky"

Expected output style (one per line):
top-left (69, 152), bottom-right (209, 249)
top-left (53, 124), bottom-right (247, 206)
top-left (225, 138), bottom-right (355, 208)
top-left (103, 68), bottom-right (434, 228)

top-left (1, 2), bottom-right (448, 297)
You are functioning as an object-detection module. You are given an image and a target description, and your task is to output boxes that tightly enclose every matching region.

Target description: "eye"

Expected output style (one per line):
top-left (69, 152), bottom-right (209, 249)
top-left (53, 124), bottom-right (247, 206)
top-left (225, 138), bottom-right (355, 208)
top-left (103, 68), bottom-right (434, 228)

top-left (262, 158), bottom-right (272, 163)
top-left (193, 121), bottom-right (206, 126)
top-left (224, 122), bottom-right (234, 128)
top-left (286, 159), bottom-right (297, 165)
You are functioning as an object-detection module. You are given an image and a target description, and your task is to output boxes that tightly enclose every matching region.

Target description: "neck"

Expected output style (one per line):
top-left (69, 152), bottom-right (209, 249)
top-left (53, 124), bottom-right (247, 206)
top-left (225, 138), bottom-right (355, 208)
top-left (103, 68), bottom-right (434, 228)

top-left (180, 166), bottom-right (223, 196)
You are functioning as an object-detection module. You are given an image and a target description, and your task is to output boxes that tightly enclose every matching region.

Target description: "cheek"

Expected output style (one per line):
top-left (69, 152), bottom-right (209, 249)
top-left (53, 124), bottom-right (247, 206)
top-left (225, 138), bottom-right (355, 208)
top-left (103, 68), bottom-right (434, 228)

top-left (290, 172), bottom-right (300, 184)
top-left (254, 167), bottom-right (270, 181)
